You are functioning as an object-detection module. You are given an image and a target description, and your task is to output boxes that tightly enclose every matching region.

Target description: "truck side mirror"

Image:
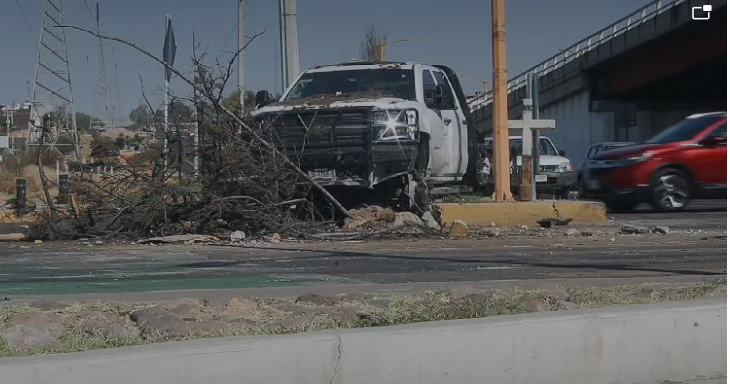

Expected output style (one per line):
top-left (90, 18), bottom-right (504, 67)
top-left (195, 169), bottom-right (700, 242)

top-left (433, 85), bottom-right (452, 109)
top-left (558, 149), bottom-right (566, 157)
top-left (255, 90), bottom-right (272, 108)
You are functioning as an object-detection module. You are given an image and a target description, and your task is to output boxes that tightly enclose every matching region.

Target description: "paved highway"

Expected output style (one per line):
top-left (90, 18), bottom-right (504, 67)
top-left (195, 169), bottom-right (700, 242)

top-left (0, 199), bottom-right (725, 297)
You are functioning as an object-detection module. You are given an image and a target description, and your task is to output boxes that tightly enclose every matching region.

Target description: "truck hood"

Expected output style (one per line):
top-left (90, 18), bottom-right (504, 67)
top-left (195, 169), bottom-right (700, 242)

top-left (252, 96), bottom-right (421, 116)
top-left (513, 155), bottom-right (570, 166)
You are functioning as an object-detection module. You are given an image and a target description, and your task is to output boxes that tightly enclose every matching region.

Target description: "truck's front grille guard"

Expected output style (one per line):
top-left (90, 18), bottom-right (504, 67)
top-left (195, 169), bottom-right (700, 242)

top-left (259, 109), bottom-right (373, 171)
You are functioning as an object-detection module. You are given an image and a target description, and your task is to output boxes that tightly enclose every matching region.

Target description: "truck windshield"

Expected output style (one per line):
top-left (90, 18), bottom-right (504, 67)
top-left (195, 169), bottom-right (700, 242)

top-left (645, 114), bottom-right (724, 144)
top-left (284, 69), bottom-right (416, 101)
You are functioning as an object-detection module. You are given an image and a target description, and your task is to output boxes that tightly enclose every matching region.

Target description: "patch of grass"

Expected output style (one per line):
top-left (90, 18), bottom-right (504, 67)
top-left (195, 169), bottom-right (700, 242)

top-left (0, 280), bottom-right (724, 357)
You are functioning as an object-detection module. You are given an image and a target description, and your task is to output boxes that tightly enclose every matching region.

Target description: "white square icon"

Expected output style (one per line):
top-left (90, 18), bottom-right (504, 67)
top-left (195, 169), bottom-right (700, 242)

top-left (692, 4), bottom-right (712, 20)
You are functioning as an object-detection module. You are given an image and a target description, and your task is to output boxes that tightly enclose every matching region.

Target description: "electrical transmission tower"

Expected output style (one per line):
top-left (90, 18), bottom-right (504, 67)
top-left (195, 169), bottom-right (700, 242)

top-left (32, 0), bottom-right (79, 157)
top-left (91, 1), bottom-right (115, 130)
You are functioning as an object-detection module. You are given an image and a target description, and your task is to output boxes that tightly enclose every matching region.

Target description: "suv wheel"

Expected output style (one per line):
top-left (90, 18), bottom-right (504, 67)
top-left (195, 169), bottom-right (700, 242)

top-left (650, 168), bottom-right (691, 212)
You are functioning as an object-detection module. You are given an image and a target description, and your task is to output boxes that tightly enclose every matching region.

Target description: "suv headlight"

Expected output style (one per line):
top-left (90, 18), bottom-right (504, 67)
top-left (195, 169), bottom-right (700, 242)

top-left (372, 109), bottom-right (418, 141)
top-left (557, 162), bottom-right (573, 172)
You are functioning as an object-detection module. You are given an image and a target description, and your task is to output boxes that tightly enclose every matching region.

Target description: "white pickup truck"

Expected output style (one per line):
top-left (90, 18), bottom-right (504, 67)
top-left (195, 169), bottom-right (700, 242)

top-left (251, 61), bottom-right (487, 212)
top-left (482, 135), bottom-right (575, 197)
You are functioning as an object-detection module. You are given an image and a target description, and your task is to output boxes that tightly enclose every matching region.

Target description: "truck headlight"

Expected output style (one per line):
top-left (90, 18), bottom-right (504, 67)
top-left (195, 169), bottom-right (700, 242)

top-left (372, 109), bottom-right (418, 141)
top-left (558, 162), bottom-right (573, 172)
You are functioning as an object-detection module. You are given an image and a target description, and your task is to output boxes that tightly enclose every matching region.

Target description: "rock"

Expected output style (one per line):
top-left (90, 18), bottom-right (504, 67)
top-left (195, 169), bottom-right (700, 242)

top-left (230, 231), bottom-right (246, 242)
top-left (520, 225), bottom-right (529, 230)
top-left (78, 312), bottom-right (140, 340)
top-left (620, 224), bottom-right (650, 235)
top-left (28, 300), bottom-right (69, 311)
top-left (295, 293), bottom-right (340, 306)
top-left (266, 318), bottom-right (313, 333)
top-left (448, 220), bottom-right (469, 238)
top-left (524, 297), bottom-right (546, 313)
top-left (9, 313), bottom-right (65, 335)
top-left (565, 228), bottom-right (578, 236)
top-left (1, 324), bottom-right (61, 352)
top-left (393, 212), bottom-right (422, 227)
top-left (490, 222), bottom-right (497, 227)
top-left (377, 208), bottom-right (397, 222)
top-left (421, 211), bottom-right (441, 231)
top-left (220, 297), bottom-right (258, 320)
top-left (580, 230), bottom-right (594, 237)
top-left (331, 307), bottom-right (360, 327)
top-left (651, 226), bottom-right (670, 234)
top-left (557, 300), bottom-right (578, 311)
top-left (34, 240), bottom-right (43, 245)
top-left (545, 289), bottom-right (571, 302)
top-left (483, 227), bottom-right (501, 237)
top-left (275, 303), bottom-right (314, 316)
top-left (345, 206), bottom-right (395, 229)
top-left (130, 309), bottom-right (192, 337)
top-left (158, 298), bottom-right (204, 321)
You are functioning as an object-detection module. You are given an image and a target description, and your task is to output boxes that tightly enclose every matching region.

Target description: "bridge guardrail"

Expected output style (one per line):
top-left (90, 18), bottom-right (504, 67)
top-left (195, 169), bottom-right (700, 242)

top-left (468, 0), bottom-right (687, 113)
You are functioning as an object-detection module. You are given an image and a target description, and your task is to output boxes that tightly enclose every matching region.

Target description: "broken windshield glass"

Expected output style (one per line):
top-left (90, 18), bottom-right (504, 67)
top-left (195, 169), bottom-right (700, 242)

top-left (284, 69), bottom-right (416, 101)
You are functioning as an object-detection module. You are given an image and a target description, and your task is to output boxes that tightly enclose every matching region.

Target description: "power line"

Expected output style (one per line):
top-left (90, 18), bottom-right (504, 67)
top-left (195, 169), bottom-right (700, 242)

top-left (13, 0), bottom-right (37, 43)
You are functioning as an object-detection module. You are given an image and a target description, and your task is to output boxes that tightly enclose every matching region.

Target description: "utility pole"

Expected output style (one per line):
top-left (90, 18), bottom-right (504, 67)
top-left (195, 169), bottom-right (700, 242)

top-left (237, 0), bottom-right (245, 114)
top-left (283, 0), bottom-right (300, 88)
top-left (491, 0), bottom-right (512, 201)
top-left (278, 0), bottom-right (287, 93)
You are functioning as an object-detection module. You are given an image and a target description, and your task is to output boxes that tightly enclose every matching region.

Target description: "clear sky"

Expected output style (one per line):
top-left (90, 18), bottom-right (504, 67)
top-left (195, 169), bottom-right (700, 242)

top-left (5, 0), bottom-right (643, 124)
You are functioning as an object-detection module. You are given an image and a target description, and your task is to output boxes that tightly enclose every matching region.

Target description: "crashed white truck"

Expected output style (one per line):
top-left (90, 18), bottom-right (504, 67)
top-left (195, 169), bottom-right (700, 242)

top-left (251, 61), bottom-right (488, 212)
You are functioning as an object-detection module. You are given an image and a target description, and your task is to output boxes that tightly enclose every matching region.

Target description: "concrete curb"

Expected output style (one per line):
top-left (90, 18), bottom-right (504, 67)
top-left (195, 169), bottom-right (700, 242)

top-left (1, 300), bottom-right (725, 384)
top-left (436, 200), bottom-right (607, 226)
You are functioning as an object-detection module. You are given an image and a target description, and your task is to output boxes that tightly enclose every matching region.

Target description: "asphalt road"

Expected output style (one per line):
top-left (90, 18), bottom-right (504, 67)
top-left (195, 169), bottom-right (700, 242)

top-left (0, 199), bottom-right (725, 297)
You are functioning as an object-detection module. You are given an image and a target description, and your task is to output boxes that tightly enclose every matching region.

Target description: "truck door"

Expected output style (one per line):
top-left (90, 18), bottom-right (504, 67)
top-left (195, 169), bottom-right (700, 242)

top-left (420, 69), bottom-right (455, 178)
top-left (433, 70), bottom-right (469, 176)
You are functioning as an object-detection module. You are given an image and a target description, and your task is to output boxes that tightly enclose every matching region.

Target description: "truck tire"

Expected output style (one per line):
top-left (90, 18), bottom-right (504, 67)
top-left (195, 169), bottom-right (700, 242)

top-left (411, 139), bottom-right (431, 214)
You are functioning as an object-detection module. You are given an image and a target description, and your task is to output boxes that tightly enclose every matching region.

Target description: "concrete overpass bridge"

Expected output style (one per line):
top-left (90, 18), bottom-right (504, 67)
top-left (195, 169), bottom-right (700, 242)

top-left (469, 0), bottom-right (726, 164)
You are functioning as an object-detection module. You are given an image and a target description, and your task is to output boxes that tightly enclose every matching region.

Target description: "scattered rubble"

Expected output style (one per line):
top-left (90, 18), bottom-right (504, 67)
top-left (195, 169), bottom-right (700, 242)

top-left (651, 226), bottom-right (670, 234)
top-left (620, 224), bottom-right (650, 235)
top-left (448, 220), bottom-right (469, 238)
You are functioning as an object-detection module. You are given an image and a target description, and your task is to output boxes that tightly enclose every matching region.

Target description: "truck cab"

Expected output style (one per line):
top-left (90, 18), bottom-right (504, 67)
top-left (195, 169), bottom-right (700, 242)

top-left (251, 62), bottom-right (484, 211)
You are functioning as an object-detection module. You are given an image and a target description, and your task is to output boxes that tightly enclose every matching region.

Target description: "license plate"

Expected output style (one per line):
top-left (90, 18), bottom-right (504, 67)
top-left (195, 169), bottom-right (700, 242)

top-left (588, 180), bottom-right (601, 190)
top-left (535, 174), bottom-right (548, 183)
top-left (308, 169), bottom-right (337, 182)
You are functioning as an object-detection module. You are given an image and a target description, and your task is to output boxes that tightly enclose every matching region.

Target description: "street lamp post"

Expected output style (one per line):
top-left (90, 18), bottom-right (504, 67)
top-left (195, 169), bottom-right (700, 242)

top-left (380, 39), bottom-right (410, 62)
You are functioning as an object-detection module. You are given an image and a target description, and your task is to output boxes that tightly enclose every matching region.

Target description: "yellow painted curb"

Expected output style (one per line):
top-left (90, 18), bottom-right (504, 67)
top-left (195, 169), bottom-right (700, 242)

top-left (0, 210), bottom-right (39, 224)
top-left (435, 201), bottom-right (607, 227)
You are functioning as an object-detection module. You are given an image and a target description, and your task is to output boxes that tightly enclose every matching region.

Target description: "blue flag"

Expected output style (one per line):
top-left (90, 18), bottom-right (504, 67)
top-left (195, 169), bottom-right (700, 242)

top-left (163, 15), bottom-right (177, 82)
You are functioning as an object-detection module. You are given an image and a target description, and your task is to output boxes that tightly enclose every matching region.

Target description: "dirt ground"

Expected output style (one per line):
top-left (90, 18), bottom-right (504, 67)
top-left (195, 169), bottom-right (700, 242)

top-left (0, 279), bottom-right (725, 357)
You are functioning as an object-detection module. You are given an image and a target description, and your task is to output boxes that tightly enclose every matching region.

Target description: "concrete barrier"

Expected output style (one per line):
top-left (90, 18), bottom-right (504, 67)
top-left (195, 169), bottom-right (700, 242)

top-left (1, 300), bottom-right (725, 384)
top-left (436, 200), bottom-right (607, 226)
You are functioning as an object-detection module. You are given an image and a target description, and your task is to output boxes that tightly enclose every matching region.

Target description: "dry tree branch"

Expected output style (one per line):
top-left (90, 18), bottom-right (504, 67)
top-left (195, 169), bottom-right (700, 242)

top-left (58, 25), bottom-right (353, 219)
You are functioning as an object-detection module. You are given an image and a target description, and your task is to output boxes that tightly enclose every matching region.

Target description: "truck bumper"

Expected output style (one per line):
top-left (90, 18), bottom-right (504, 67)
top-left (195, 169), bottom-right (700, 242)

top-left (291, 141), bottom-right (419, 188)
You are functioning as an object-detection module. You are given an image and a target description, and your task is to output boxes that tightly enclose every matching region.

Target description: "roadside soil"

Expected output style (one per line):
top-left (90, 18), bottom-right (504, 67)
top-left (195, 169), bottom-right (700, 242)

top-left (0, 279), bottom-right (725, 357)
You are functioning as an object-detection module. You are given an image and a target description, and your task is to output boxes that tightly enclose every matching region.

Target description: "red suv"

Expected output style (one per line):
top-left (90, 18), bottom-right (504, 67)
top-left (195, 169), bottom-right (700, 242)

top-left (584, 112), bottom-right (726, 212)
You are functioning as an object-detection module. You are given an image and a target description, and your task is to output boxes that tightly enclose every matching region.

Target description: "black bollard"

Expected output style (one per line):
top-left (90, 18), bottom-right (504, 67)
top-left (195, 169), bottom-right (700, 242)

top-left (57, 174), bottom-right (69, 204)
top-left (15, 178), bottom-right (27, 212)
